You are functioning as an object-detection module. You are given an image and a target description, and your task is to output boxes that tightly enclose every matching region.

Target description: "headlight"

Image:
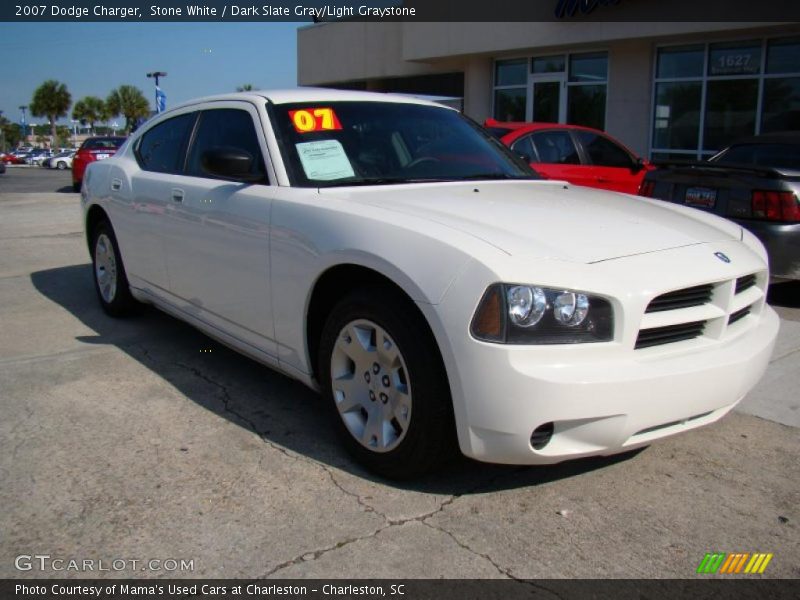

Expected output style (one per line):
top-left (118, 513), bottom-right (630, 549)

top-left (471, 283), bottom-right (614, 344)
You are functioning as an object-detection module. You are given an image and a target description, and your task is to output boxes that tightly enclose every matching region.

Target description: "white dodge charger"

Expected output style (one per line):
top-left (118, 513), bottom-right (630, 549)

top-left (81, 89), bottom-right (779, 478)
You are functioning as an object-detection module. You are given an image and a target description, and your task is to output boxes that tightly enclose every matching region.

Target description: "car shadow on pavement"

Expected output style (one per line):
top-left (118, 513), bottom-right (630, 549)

top-left (768, 280), bottom-right (799, 308)
top-left (30, 263), bottom-right (643, 493)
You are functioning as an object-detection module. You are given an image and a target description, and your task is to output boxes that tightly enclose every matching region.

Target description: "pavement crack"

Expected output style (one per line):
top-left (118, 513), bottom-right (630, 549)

top-left (770, 346), bottom-right (800, 363)
top-left (323, 469), bottom-right (382, 517)
top-left (260, 524), bottom-right (392, 578)
top-left (421, 520), bottom-right (514, 579)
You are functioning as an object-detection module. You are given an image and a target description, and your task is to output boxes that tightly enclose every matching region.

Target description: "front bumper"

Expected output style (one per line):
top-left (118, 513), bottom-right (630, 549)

top-left (427, 241), bottom-right (780, 465)
top-left (453, 306), bottom-right (777, 464)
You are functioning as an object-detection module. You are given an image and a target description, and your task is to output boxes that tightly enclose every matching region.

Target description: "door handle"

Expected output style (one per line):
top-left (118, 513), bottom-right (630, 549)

top-left (171, 188), bottom-right (184, 203)
top-left (111, 178), bottom-right (122, 191)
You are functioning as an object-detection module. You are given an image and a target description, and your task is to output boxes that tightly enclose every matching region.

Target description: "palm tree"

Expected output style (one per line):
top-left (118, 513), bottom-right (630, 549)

top-left (106, 85), bottom-right (150, 134)
top-left (30, 80), bottom-right (72, 144)
top-left (237, 84), bottom-right (256, 92)
top-left (72, 96), bottom-right (108, 135)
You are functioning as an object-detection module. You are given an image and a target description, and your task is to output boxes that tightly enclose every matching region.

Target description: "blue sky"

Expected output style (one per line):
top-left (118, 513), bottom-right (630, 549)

top-left (0, 22), bottom-right (303, 127)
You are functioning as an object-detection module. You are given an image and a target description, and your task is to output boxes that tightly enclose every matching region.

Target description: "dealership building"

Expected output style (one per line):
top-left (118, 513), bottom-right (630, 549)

top-left (297, 21), bottom-right (800, 160)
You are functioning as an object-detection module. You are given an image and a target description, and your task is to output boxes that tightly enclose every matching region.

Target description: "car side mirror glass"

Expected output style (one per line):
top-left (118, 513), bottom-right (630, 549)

top-left (632, 157), bottom-right (645, 173)
top-left (201, 147), bottom-right (263, 182)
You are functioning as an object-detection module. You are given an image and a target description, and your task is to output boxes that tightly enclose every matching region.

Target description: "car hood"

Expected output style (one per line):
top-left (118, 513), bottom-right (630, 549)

top-left (320, 180), bottom-right (741, 263)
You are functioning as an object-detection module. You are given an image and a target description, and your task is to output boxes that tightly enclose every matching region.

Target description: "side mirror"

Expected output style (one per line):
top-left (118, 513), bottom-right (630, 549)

top-left (201, 147), bottom-right (263, 182)
top-left (632, 157), bottom-right (646, 173)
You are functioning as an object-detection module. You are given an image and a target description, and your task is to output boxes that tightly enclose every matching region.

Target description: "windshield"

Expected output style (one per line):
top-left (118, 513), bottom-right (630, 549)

top-left (271, 101), bottom-right (538, 187)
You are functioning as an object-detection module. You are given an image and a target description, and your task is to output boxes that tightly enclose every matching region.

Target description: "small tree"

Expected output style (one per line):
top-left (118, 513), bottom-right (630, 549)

top-left (106, 85), bottom-right (150, 134)
top-left (72, 96), bottom-right (108, 135)
top-left (30, 80), bottom-right (72, 142)
top-left (1, 120), bottom-right (22, 150)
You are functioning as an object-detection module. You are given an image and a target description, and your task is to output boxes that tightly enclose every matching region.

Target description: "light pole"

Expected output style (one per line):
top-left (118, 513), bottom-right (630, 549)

top-left (0, 110), bottom-right (5, 152)
top-left (146, 71), bottom-right (168, 113)
top-left (19, 105), bottom-right (27, 143)
top-left (71, 119), bottom-right (79, 148)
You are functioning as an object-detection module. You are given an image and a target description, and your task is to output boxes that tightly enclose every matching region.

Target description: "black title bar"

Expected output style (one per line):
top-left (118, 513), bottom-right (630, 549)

top-left (2, 0), bottom-right (800, 22)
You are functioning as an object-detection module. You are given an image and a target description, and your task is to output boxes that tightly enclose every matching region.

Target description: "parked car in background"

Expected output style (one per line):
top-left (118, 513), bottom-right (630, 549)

top-left (3, 151), bottom-right (30, 165)
top-left (72, 137), bottom-right (126, 192)
top-left (45, 151), bottom-right (75, 170)
top-left (486, 119), bottom-right (651, 195)
top-left (81, 89), bottom-right (778, 478)
top-left (27, 148), bottom-right (53, 166)
top-left (639, 132), bottom-right (800, 280)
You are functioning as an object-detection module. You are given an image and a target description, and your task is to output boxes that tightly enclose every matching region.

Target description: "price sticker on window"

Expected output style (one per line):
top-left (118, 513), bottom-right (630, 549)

top-left (289, 108), bottom-right (343, 133)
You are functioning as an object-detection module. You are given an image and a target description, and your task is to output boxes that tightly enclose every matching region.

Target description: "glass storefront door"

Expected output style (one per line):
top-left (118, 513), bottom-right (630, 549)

top-left (530, 79), bottom-right (564, 123)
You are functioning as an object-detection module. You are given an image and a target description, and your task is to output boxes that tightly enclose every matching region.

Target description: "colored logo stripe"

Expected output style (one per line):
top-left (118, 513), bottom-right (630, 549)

top-left (744, 553), bottom-right (773, 574)
top-left (697, 552), bottom-right (773, 574)
top-left (697, 553), bottom-right (726, 574)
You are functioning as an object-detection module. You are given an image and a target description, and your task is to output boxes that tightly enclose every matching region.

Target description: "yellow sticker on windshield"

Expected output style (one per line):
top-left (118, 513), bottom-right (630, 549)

top-left (289, 108), bottom-right (342, 133)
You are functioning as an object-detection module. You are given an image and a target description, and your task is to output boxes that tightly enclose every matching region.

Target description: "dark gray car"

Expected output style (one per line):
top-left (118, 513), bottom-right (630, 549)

top-left (640, 132), bottom-right (800, 280)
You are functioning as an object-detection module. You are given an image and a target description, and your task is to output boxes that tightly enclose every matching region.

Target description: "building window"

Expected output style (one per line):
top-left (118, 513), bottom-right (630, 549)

top-left (493, 59), bottom-right (527, 121)
top-left (493, 51), bottom-right (608, 129)
top-left (651, 37), bottom-right (800, 160)
top-left (567, 52), bottom-right (608, 130)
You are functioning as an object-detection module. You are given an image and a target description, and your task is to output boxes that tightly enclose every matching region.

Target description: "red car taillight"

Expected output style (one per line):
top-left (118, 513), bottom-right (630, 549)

top-left (638, 180), bottom-right (655, 197)
top-left (751, 190), bottom-right (799, 223)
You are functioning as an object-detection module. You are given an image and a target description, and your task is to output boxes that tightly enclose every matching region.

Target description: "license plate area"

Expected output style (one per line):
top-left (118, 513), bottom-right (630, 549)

top-left (95, 153), bottom-right (111, 160)
top-left (685, 187), bottom-right (717, 208)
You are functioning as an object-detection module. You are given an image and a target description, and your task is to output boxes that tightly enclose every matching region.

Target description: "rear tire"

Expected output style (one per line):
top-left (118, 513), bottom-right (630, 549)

top-left (318, 286), bottom-right (457, 479)
top-left (90, 219), bottom-right (137, 317)
top-left (57, 161), bottom-right (67, 170)
top-left (72, 180), bottom-right (81, 192)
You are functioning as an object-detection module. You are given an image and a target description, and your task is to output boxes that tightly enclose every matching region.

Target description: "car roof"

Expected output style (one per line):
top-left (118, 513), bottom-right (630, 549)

top-left (728, 131), bottom-right (800, 146)
top-left (168, 88), bottom-right (451, 111)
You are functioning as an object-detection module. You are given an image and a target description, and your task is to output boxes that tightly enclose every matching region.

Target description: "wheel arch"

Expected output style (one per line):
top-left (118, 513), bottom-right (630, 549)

top-left (84, 203), bottom-right (110, 254)
top-left (305, 263), bottom-right (450, 391)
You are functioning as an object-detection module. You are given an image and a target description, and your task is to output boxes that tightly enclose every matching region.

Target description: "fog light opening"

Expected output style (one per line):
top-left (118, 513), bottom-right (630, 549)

top-left (530, 422), bottom-right (554, 450)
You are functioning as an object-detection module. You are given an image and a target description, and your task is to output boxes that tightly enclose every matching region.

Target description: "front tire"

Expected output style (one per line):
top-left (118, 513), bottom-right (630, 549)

top-left (91, 219), bottom-right (137, 317)
top-left (318, 287), bottom-right (457, 479)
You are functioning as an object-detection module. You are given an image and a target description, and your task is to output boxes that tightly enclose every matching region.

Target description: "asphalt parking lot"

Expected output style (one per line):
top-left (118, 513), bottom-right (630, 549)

top-left (1, 166), bottom-right (798, 579)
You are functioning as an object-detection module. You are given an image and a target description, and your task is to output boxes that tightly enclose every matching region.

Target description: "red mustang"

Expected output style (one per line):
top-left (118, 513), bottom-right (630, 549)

top-left (486, 119), bottom-right (651, 195)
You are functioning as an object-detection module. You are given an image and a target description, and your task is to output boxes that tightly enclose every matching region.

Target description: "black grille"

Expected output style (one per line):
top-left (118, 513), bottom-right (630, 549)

top-left (735, 274), bottom-right (757, 294)
top-left (645, 284), bottom-right (713, 313)
top-left (728, 305), bottom-right (752, 325)
top-left (635, 320), bottom-right (706, 349)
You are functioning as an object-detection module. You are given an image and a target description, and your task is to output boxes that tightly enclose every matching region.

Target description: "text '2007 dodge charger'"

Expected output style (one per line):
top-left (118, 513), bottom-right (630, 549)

top-left (81, 90), bottom-right (779, 479)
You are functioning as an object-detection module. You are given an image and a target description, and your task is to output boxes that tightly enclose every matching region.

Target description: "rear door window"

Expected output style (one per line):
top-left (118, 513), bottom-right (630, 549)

top-left (530, 130), bottom-right (581, 164)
